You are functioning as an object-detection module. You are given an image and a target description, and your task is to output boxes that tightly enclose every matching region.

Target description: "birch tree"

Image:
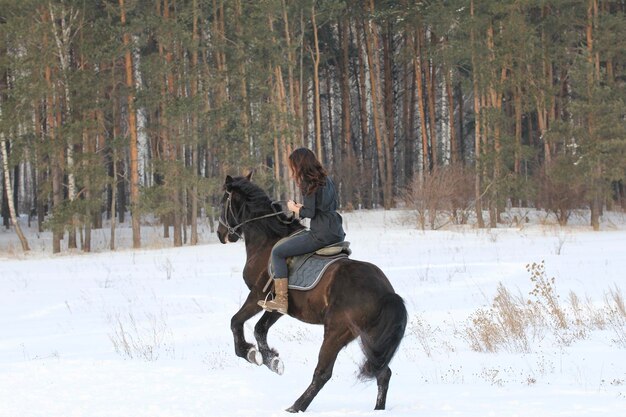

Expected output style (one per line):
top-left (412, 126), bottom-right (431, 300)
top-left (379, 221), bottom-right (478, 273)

top-left (0, 134), bottom-right (30, 251)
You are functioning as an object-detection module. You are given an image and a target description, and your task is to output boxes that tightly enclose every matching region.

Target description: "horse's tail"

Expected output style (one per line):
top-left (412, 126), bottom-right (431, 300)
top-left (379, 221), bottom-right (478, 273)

top-left (359, 292), bottom-right (407, 380)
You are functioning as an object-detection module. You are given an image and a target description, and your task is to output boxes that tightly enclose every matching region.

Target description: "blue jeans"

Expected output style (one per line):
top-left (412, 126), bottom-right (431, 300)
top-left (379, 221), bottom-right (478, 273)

top-left (271, 231), bottom-right (325, 278)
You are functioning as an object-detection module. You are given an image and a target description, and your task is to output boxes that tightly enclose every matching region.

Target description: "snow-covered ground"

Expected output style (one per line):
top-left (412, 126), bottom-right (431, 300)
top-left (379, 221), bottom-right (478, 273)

top-left (1, 209), bottom-right (625, 417)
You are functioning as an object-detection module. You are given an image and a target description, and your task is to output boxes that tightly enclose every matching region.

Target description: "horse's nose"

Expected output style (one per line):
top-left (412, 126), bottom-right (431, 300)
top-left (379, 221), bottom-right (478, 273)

top-left (217, 227), bottom-right (227, 244)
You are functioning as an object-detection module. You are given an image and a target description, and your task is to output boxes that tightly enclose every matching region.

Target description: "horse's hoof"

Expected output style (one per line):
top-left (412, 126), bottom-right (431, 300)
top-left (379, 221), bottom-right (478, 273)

top-left (246, 347), bottom-right (263, 365)
top-left (285, 405), bottom-right (300, 413)
top-left (269, 356), bottom-right (284, 375)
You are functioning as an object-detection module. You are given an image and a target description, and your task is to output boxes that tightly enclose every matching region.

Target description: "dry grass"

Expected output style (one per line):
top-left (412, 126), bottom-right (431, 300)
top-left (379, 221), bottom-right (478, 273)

top-left (403, 165), bottom-right (474, 230)
top-left (605, 286), bottom-right (626, 347)
top-left (463, 261), bottom-right (626, 352)
top-left (464, 283), bottom-right (541, 353)
top-left (408, 314), bottom-right (435, 357)
top-left (527, 261), bottom-right (568, 330)
top-left (108, 309), bottom-right (173, 361)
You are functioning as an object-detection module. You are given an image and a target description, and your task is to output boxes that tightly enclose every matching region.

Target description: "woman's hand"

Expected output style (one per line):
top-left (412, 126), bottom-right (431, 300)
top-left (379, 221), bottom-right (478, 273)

top-left (287, 200), bottom-right (302, 216)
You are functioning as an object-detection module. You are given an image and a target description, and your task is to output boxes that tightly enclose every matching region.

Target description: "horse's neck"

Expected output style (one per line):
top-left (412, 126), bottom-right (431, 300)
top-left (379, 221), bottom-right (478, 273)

top-left (242, 229), bottom-right (278, 259)
top-left (241, 231), bottom-right (279, 287)
top-left (242, 224), bottom-right (297, 260)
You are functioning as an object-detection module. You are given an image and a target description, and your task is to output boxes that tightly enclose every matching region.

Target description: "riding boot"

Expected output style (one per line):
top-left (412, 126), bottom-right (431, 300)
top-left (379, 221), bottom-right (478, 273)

top-left (258, 278), bottom-right (289, 315)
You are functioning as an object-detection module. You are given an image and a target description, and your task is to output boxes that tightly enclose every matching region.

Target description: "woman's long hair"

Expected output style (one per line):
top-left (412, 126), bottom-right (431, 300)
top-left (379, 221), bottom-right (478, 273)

top-left (289, 148), bottom-right (327, 196)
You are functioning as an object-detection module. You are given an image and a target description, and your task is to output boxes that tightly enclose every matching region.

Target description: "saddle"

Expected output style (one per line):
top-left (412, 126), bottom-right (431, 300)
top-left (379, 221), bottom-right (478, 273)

top-left (266, 235), bottom-right (351, 291)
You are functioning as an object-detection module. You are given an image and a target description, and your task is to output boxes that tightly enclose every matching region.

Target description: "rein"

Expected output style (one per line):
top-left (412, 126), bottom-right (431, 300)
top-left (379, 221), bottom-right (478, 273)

top-left (219, 191), bottom-right (293, 239)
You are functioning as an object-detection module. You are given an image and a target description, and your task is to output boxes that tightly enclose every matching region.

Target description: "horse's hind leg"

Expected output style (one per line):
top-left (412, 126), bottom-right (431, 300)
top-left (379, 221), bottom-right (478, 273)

top-left (375, 366), bottom-right (392, 410)
top-left (286, 325), bottom-right (355, 413)
top-left (253, 311), bottom-right (284, 373)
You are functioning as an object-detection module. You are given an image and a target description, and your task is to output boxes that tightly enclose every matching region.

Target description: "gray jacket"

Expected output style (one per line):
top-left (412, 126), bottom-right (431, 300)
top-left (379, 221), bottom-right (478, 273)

top-left (299, 177), bottom-right (345, 245)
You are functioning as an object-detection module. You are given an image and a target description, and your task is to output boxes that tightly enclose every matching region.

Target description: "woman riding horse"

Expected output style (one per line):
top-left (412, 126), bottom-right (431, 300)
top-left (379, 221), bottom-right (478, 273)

top-left (217, 172), bottom-right (406, 412)
top-left (258, 147), bottom-right (345, 314)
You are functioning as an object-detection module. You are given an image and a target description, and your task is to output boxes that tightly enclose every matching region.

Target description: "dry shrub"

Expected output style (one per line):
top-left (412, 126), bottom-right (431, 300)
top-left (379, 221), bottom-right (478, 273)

top-left (463, 262), bottom-right (626, 352)
top-left (568, 291), bottom-right (585, 328)
top-left (536, 160), bottom-right (587, 226)
top-left (354, 163), bottom-right (374, 209)
top-left (404, 165), bottom-right (474, 229)
top-left (584, 294), bottom-right (607, 329)
top-left (527, 261), bottom-right (568, 330)
top-left (409, 314), bottom-right (435, 357)
top-left (525, 261), bottom-right (590, 346)
top-left (567, 291), bottom-right (607, 332)
top-left (108, 310), bottom-right (173, 361)
top-left (465, 308), bottom-right (504, 353)
top-left (605, 286), bottom-right (626, 347)
top-left (464, 283), bottom-right (541, 353)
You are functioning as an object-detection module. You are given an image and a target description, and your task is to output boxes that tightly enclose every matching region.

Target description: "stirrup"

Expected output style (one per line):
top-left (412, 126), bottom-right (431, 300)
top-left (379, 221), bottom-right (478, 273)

top-left (257, 292), bottom-right (274, 311)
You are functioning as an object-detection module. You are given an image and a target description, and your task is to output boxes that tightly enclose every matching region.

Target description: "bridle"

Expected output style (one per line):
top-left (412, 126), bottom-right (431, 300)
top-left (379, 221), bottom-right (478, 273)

top-left (218, 190), bottom-right (293, 240)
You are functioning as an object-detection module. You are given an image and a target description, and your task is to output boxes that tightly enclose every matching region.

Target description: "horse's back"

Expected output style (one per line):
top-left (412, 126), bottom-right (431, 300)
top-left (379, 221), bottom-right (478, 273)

top-left (289, 257), bottom-right (396, 324)
top-left (330, 257), bottom-right (394, 293)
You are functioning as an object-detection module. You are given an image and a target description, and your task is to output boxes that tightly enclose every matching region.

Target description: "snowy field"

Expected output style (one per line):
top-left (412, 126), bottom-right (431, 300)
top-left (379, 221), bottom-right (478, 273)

top-left (1, 209), bottom-right (625, 417)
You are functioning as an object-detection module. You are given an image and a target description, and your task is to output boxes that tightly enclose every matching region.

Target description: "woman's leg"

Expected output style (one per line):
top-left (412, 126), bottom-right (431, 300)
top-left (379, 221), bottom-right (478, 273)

top-left (271, 231), bottom-right (321, 278)
top-left (261, 231), bottom-right (322, 314)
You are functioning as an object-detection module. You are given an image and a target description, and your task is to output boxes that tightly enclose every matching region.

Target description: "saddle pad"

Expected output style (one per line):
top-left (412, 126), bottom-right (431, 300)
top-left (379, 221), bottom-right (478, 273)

top-left (287, 253), bottom-right (348, 290)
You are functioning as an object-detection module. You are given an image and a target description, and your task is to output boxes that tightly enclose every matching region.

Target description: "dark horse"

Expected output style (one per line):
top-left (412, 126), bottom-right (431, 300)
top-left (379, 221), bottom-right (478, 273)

top-left (216, 173), bottom-right (407, 412)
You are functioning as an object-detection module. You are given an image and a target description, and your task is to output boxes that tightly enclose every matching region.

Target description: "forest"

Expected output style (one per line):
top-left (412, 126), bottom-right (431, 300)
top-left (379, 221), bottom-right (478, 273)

top-left (1, 0), bottom-right (625, 253)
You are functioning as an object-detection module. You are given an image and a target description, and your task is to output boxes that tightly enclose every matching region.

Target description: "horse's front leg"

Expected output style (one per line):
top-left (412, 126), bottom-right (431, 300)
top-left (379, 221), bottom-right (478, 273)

top-left (231, 291), bottom-right (264, 365)
top-left (254, 311), bottom-right (284, 374)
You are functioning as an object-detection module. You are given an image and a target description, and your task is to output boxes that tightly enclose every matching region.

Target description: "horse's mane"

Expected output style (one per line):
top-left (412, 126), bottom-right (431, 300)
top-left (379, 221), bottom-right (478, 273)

top-left (230, 176), bottom-right (304, 238)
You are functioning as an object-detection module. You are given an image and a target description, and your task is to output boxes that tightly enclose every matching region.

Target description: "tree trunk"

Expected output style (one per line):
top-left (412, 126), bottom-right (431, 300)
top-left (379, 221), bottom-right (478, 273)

top-left (33, 102), bottom-right (45, 232)
top-left (311, 5), bottom-right (323, 161)
top-left (423, 29), bottom-right (438, 167)
top-left (190, 0), bottom-right (199, 245)
top-left (120, 0), bottom-right (141, 248)
top-left (538, 6), bottom-right (552, 165)
top-left (0, 135), bottom-right (30, 251)
top-left (297, 10), bottom-right (307, 147)
top-left (110, 59), bottom-right (119, 250)
top-left (514, 84), bottom-right (522, 176)
top-left (587, 0), bottom-right (601, 231)
top-left (50, 86), bottom-right (63, 251)
top-left (271, 50), bottom-right (290, 199)
top-left (11, 155), bottom-right (19, 228)
top-left (301, 76), bottom-right (309, 148)
top-left (82, 126), bottom-right (92, 253)
top-left (457, 81), bottom-right (465, 163)
top-left (1, 174), bottom-right (7, 229)
top-left (443, 59), bottom-right (458, 165)
top-left (282, 0), bottom-right (296, 122)
top-left (111, 150), bottom-right (118, 250)
top-left (282, 0), bottom-right (299, 201)
top-left (404, 30), bottom-right (416, 184)
top-left (235, 0), bottom-right (252, 158)
top-left (41, 8), bottom-right (64, 253)
top-left (470, 0), bottom-right (485, 228)
top-left (354, 20), bottom-right (370, 208)
top-left (49, 3), bottom-right (78, 249)
top-left (212, 0), bottom-right (228, 179)
top-left (363, 2), bottom-right (392, 209)
top-left (338, 16), bottom-right (354, 207)
top-left (163, 0), bottom-right (182, 247)
top-left (325, 66), bottom-right (334, 170)
top-left (382, 21), bottom-right (395, 182)
top-left (414, 29), bottom-right (431, 175)
top-left (486, 23), bottom-right (506, 227)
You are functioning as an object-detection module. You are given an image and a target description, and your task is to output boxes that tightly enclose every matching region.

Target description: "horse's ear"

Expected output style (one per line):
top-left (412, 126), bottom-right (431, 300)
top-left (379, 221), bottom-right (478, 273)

top-left (245, 170), bottom-right (254, 181)
top-left (224, 175), bottom-right (234, 190)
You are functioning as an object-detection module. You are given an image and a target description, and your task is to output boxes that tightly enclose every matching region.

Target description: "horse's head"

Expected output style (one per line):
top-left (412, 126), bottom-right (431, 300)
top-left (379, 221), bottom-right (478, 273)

top-left (217, 171), bottom-right (303, 244)
top-left (216, 173), bottom-right (252, 244)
